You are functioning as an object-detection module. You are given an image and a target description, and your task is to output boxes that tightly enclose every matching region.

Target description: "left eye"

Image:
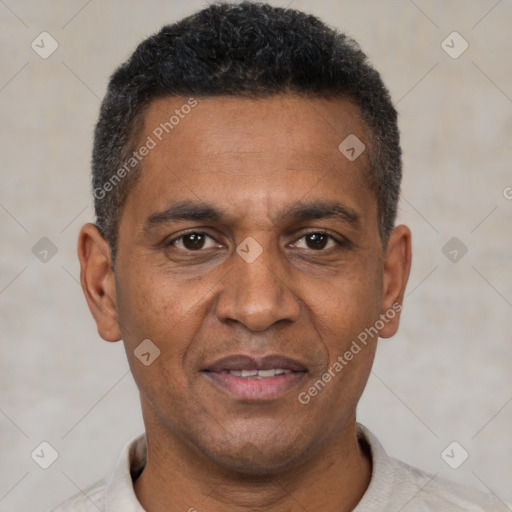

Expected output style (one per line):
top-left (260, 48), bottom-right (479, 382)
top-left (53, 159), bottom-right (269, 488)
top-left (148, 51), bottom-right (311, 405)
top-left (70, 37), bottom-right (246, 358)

top-left (168, 232), bottom-right (341, 251)
top-left (292, 232), bottom-right (340, 250)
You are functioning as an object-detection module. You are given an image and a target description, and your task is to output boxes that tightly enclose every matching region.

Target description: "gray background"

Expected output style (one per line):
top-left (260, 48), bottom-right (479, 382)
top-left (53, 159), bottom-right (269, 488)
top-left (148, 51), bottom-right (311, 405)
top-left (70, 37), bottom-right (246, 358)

top-left (1, 1), bottom-right (511, 511)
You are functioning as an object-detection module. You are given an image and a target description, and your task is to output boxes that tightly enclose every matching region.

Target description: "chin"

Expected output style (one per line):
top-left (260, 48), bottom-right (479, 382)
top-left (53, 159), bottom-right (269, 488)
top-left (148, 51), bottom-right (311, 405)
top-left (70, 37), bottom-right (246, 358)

top-left (209, 448), bottom-right (301, 477)
top-left (198, 428), bottom-right (310, 477)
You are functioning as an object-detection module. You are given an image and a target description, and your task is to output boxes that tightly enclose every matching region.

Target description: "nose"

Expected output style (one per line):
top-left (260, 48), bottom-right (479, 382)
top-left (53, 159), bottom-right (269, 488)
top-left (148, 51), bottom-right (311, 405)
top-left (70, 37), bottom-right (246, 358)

top-left (215, 240), bottom-right (301, 332)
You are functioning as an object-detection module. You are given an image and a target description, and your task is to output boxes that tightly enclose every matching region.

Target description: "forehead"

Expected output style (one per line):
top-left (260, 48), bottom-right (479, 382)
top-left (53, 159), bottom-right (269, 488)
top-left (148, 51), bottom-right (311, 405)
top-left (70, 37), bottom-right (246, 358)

top-left (141, 94), bottom-right (368, 163)
top-left (121, 93), bottom-right (376, 231)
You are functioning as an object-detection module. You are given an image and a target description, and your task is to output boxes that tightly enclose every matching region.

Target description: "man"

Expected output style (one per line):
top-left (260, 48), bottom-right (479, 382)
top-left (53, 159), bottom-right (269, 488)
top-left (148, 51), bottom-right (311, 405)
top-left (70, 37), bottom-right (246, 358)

top-left (52, 2), bottom-right (505, 510)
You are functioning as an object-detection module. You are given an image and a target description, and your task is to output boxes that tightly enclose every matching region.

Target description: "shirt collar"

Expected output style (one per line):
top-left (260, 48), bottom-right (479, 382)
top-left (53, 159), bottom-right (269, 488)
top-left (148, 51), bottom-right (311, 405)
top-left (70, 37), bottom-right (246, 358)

top-left (353, 423), bottom-right (395, 511)
top-left (104, 432), bottom-right (147, 511)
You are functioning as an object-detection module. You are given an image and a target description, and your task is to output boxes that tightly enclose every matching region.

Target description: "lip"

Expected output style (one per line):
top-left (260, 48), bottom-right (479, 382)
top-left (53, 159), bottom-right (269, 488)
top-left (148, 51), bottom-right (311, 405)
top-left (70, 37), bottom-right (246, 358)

top-left (202, 354), bottom-right (308, 401)
top-left (203, 354), bottom-right (307, 373)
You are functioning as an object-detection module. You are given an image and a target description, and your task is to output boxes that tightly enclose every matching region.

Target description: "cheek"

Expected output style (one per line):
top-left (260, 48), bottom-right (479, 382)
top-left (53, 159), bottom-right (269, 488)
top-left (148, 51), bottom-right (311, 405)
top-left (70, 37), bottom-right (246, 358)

top-left (116, 261), bottom-right (203, 340)
top-left (114, 263), bottom-right (217, 393)
top-left (313, 255), bottom-right (383, 343)
top-left (114, 271), bottom-right (201, 410)
top-left (307, 254), bottom-right (382, 404)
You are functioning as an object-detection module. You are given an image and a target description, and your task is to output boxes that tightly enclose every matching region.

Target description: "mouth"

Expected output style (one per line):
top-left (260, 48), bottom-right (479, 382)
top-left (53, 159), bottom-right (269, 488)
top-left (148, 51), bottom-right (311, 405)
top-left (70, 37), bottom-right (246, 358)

top-left (201, 354), bottom-right (308, 401)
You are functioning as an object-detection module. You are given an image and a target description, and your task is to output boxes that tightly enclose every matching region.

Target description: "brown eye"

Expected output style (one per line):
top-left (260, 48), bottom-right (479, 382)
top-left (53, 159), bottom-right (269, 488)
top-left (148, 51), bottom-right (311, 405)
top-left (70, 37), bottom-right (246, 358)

top-left (169, 232), bottom-right (217, 251)
top-left (182, 233), bottom-right (205, 250)
top-left (293, 232), bottom-right (341, 251)
top-left (305, 233), bottom-right (329, 250)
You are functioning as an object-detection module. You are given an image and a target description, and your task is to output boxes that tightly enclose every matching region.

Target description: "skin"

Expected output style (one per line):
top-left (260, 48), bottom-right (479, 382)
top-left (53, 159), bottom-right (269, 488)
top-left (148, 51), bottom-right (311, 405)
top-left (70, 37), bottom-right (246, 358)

top-left (78, 94), bottom-right (412, 512)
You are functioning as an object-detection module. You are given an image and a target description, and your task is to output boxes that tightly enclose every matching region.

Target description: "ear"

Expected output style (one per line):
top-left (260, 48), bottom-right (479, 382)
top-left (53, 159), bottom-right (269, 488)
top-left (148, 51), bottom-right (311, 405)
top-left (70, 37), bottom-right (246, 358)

top-left (77, 223), bottom-right (121, 342)
top-left (378, 224), bottom-right (412, 339)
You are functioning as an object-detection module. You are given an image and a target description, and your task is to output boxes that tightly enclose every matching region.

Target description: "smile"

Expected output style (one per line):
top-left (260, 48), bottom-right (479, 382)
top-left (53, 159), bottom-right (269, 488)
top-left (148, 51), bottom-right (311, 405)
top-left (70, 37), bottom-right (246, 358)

top-left (202, 355), bottom-right (307, 401)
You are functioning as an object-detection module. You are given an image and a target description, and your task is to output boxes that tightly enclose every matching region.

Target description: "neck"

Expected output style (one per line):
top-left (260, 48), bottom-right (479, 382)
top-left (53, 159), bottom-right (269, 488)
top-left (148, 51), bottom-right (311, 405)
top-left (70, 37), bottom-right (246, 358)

top-left (134, 413), bottom-right (372, 512)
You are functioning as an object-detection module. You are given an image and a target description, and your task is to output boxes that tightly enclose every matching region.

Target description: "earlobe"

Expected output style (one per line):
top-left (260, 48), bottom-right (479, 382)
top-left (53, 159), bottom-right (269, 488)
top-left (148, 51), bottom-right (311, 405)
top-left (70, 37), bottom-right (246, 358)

top-left (77, 223), bottom-right (122, 342)
top-left (378, 224), bottom-right (412, 339)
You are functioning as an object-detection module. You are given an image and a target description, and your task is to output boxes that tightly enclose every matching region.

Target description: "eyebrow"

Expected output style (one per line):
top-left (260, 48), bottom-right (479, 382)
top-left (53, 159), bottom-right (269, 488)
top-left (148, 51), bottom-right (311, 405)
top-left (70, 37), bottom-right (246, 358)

top-left (144, 199), bottom-right (359, 232)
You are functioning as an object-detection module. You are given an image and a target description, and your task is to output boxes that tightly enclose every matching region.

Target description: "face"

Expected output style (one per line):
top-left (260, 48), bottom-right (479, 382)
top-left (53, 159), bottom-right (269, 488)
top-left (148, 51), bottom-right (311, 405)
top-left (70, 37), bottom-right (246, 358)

top-left (79, 94), bottom-right (411, 475)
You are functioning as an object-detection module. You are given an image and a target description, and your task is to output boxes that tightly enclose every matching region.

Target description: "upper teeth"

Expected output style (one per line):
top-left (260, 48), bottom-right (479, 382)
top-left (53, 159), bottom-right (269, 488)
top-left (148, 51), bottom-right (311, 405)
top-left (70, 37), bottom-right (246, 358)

top-left (223, 369), bottom-right (292, 378)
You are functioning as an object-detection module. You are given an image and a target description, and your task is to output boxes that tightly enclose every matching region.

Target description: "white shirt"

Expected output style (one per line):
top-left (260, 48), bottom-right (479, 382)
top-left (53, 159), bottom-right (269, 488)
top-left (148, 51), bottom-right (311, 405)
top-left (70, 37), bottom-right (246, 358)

top-left (49, 424), bottom-right (507, 511)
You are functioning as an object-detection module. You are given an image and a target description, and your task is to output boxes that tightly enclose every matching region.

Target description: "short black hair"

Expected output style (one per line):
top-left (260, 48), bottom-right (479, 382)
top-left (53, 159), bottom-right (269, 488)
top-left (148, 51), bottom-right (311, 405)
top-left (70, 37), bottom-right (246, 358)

top-left (92, 1), bottom-right (401, 265)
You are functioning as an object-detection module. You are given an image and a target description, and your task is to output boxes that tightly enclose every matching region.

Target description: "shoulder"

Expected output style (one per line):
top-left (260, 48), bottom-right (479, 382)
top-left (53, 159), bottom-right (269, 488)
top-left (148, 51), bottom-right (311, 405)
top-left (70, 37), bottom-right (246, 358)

top-left (48, 478), bottom-right (107, 512)
top-left (389, 457), bottom-right (508, 511)
top-left (47, 433), bottom-right (146, 511)
top-left (356, 423), bottom-right (508, 511)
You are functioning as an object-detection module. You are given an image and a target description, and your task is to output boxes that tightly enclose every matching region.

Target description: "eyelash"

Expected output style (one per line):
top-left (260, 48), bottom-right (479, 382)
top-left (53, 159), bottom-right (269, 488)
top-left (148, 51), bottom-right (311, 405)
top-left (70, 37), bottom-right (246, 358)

top-left (166, 230), bottom-right (347, 252)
